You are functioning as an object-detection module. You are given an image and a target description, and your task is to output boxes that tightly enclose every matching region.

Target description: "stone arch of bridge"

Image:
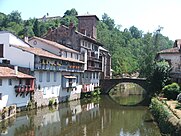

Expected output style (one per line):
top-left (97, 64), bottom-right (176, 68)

top-left (100, 78), bottom-right (150, 105)
top-left (100, 78), bottom-right (147, 94)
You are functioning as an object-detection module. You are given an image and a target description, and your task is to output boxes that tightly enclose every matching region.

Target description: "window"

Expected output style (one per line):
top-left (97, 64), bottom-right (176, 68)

top-left (0, 93), bottom-right (2, 100)
top-left (8, 79), bottom-right (12, 86)
top-left (76, 54), bottom-right (78, 59)
top-left (39, 72), bottom-right (43, 82)
top-left (0, 44), bottom-right (3, 58)
top-left (54, 72), bottom-right (57, 82)
top-left (0, 79), bottom-right (2, 86)
top-left (47, 72), bottom-right (50, 82)
top-left (93, 72), bottom-right (95, 79)
top-left (76, 75), bottom-right (78, 83)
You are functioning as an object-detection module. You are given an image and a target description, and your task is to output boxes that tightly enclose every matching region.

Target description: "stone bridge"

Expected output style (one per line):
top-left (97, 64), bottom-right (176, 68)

top-left (100, 78), bottom-right (147, 94)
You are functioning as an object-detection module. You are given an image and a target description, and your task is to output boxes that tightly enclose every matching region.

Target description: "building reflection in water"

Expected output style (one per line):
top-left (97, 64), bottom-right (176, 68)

top-left (0, 96), bottom-right (160, 136)
top-left (0, 99), bottom-right (101, 136)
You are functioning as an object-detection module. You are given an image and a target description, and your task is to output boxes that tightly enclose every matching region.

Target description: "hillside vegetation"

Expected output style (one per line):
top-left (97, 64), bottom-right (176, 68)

top-left (0, 9), bottom-right (173, 77)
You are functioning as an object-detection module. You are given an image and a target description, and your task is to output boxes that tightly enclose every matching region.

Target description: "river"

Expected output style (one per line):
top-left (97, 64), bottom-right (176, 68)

top-left (0, 83), bottom-right (161, 136)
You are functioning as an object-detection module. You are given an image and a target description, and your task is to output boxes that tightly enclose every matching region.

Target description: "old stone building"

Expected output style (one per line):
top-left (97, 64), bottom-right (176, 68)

top-left (44, 15), bottom-right (111, 91)
top-left (156, 39), bottom-right (181, 83)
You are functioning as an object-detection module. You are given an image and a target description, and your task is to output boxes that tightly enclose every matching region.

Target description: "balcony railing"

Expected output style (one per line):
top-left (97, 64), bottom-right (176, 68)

top-left (67, 65), bottom-right (84, 72)
top-left (87, 65), bottom-right (102, 71)
top-left (14, 85), bottom-right (34, 93)
top-left (87, 56), bottom-right (102, 63)
top-left (35, 63), bottom-right (84, 72)
top-left (174, 67), bottom-right (181, 72)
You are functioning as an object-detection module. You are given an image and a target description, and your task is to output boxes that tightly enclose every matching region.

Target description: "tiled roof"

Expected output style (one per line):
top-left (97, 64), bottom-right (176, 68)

top-left (158, 47), bottom-right (180, 54)
top-left (11, 45), bottom-right (84, 64)
top-left (76, 15), bottom-right (99, 21)
top-left (29, 36), bottom-right (79, 54)
top-left (0, 66), bottom-right (34, 79)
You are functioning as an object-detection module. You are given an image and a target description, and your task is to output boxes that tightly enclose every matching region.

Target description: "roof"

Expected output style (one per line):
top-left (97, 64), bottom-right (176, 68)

top-left (76, 15), bottom-right (99, 21)
top-left (0, 31), bottom-right (32, 47)
top-left (99, 46), bottom-right (108, 52)
top-left (11, 45), bottom-right (84, 64)
top-left (29, 36), bottom-right (79, 54)
top-left (158, 47), bottom-right (180, 54)
top-left (0, 66), bottom-right (34, 79)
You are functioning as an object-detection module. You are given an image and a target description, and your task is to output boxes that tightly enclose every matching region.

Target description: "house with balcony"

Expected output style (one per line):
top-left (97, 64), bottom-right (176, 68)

top-left (0, 66), bottom-right (35, 110)
top-left (28, 36), bottom-right (84, 102)
top-left (156, 39), bottom-right (181, 83)
top-left (0, 31), bottom-right (84, 107)
top-left (44, 15), bottom-right (111, 92)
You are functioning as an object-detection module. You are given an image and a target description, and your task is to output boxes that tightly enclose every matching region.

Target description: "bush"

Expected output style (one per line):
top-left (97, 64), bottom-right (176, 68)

top-left (162, 83), bottom-right (181, 100)
top-left (48, 99), bottom-right (54, 106)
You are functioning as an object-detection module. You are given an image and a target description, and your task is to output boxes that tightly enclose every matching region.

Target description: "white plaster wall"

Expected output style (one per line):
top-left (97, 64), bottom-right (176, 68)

top-left (9, 33), bottom-right (30, 47)
top-left (29, 39), bottom-right (60, 56)
top-left (29, 39), bottom-right (80, 60)
top-left (0, 78), bottom-right (30, 110)
top-left (159, 53), bottom-right (180, 72)
top-left (60, 72), bottom-right (82, 99)
top-left (80, 48), bottom-right (87, 70)
top-left (34, 71), bottom-right (62, 101)
top-left (0, 33), bottom-right (34, 70)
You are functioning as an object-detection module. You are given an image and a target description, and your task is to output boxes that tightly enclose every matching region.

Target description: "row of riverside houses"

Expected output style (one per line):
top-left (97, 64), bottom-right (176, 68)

top-left (0, 15), bottom-right (111, 111)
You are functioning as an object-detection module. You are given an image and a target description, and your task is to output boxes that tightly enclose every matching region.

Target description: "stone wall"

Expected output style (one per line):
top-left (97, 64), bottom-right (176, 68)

top-left (33, 91), bottom-right (49, 107)
top-left (150, 98), bottom-right (181, 135)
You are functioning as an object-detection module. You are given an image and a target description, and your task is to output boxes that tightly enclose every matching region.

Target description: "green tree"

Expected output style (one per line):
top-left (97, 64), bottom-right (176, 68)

top-left (162, 83), bottom-right (181, 100)
top-left (148, 60), bottom-right (171, 94)
top-left (60, 16), bottom-right (78, 27)
top-left (33, 19), bottom-right (40, 36)
top-left (64, 8), bottom-right (78, 17)
top-left (102, 13), bottom-right (115, 30)
top-left (7, 10), bottom-right (22, 24)
top-left (129, 26), bottom-right (142, 39)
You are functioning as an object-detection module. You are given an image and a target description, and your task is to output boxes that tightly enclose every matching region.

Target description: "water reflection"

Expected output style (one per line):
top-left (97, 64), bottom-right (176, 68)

top-left (109, 83), bottom-right (145, 105)
top-left (0, 96), bottom-right (161, 136)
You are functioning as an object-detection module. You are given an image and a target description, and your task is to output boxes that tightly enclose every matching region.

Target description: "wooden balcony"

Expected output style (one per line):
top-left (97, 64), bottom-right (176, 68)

top-left (35, 63), bottom-right (84, 72)
top-left (87, 56), bottom-right (102, 63)
top-left (87, 65), bottom-right (102, 71)
top-left (67, 65), bottom-right (84, 72)
top-left (14, 85), bottom-right (34, 93)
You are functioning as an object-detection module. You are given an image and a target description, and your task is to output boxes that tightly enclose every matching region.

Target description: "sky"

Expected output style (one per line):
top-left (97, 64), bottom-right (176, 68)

top-left (0, 0), bottom-right (181, 40)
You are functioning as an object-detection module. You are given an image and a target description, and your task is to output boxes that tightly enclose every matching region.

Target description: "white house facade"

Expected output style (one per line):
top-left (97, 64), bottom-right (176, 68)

top-left (28, 36), bottom-right (84, 103)
top-left (0, 66), bottom-right (35, 110)
top-left (0, 31), bottom-right (85, 108)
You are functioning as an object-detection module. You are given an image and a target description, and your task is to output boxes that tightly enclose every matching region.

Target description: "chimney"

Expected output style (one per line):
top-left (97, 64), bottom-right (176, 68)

top-left (14, 66), bottom-right (18, 75)
top-left (24, 36), bottom-right (28, 43)
top-left (69, 21), bottom-right (74, 29)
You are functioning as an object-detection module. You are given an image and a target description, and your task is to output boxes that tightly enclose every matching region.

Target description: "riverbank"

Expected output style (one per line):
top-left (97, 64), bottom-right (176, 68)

top-left (150, 97), bottom-right (181, 135)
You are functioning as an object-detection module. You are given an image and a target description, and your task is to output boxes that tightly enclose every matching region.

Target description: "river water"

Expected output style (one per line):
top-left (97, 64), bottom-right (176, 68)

top-left (0, 84), bottom-right (161, 136)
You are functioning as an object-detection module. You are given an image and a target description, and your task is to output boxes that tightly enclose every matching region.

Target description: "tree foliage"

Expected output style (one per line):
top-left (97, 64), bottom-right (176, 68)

top-left (162, 83), bottom-right (181, 100)
top-left (148, 60), bottom-right (171, 94)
